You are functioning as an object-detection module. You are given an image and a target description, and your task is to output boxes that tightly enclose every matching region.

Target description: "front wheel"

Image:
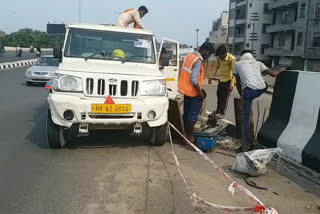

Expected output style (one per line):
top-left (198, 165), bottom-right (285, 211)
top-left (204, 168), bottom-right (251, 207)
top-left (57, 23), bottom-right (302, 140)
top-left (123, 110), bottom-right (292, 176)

top-left (151, 123), bottom-right (168, 146)
top-left (46, 110), bottom-right (68, 149)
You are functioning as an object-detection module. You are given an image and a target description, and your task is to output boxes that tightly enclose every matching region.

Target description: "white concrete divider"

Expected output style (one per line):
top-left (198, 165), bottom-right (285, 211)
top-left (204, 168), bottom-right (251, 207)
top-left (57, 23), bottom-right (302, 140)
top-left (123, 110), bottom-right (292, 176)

top-left (0, 59), bottom-right (38, 71)
top-left (258, 70), bottom-right (320, 174)
top-left (4, 47), bottom-right (53, 52)
top-left (5, 47), bottom-right (30, 52)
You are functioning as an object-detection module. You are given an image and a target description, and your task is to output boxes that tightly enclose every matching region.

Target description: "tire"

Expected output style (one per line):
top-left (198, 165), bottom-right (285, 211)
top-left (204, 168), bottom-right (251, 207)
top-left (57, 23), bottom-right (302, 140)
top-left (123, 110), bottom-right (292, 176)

top-left (26, 81), bottom-right (33, 86)
top-left (151, 123), bottom-right (168, 146)
top-left (46, 110), bottom-right (68, 149)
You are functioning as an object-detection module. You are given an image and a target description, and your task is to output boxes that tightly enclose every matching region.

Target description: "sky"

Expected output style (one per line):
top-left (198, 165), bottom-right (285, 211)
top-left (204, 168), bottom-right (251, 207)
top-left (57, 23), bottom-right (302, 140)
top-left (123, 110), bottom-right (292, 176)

top-left (0, 0), bottom-right (229, 46)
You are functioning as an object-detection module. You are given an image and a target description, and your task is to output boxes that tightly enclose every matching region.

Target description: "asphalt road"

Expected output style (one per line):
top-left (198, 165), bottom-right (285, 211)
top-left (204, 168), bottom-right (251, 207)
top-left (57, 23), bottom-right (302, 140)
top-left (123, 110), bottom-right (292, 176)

top-left (0, 50), bottom-right (52, 63)
top-left (0, 67), bottom-right (196, 214)
top-left (1, 67), bottom-right (319, 214)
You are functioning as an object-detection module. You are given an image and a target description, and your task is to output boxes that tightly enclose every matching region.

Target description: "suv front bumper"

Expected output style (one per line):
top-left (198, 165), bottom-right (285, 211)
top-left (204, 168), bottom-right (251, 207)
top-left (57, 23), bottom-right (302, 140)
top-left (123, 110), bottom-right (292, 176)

top-left (48, 93), bottom-right (169, 128)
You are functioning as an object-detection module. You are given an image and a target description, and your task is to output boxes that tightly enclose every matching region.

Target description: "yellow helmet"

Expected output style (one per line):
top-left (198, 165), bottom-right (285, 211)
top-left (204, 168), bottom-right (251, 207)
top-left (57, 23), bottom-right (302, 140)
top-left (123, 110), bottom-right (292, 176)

top-left (112, 49), bottom-right (126, 59)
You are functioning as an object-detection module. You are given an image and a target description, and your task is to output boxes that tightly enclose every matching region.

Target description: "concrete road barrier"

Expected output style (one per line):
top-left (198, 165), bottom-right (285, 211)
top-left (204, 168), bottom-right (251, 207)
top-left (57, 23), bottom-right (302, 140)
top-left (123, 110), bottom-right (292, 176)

top-left (258, 70), bottom-right (320, 173)
top-left (0, 59), bottom-right (38, 70)
top-left (4, 46), bottom-right (53, 52)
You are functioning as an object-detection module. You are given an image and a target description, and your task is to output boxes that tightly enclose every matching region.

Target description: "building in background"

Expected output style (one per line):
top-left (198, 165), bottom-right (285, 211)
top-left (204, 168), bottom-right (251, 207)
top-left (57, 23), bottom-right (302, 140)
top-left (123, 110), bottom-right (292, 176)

top-left (228, 0), bottom-right (273, 64)
top-left (209, 11), bottom-right (229, 48)
top-left (265, 0), bottom-right (320, 71)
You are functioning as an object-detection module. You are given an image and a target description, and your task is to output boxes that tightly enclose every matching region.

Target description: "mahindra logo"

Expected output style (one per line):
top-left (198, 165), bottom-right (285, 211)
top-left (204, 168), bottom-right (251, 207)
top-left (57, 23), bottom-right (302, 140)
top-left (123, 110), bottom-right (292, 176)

top-left (108, 78), bottom-right (118, 83)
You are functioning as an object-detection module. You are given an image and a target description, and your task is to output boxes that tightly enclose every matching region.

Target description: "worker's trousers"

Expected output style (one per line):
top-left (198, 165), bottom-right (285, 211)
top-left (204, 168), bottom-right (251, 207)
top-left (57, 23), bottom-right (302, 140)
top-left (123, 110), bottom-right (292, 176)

top-left (242, 87), bottom-right (266, 148)
top-left (217, 80), bottom-right (231, 115)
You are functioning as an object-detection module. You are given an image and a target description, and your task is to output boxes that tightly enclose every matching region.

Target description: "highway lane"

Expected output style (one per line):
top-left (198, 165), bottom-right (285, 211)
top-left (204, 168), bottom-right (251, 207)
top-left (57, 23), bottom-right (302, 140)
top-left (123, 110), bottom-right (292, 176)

top-left (0, 50), bottom-right (52, 63)
top-left (0, 67), bottom-right (196, 214)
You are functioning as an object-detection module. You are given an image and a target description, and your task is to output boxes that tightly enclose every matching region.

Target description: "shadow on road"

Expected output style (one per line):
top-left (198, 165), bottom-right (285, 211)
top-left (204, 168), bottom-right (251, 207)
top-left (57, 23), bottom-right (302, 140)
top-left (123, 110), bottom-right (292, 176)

top-left (21, 82), bottom-right (46, 87)
top-left (26, 103), bottom-right (50, 149)
top-left (27, 102), bottom-right (150, 150)
top-left (67, 130), bottom-right (149, 149)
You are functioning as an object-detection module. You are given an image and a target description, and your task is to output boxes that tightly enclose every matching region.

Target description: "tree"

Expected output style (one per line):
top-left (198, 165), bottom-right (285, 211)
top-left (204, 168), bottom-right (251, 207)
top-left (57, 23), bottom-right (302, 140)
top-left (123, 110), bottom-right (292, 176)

top-left (0, 30), bottom-right (5, 38)
top-left (3, 28), bottom-right (64, 48)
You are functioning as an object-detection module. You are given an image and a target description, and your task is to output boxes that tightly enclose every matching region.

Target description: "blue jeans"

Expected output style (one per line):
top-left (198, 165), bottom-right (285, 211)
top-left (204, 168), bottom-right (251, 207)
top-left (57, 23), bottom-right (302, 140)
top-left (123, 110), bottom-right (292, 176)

top-left (183, 95), bottom-right (203, 123)
top-left (242, 87), bottom-right (266, 147)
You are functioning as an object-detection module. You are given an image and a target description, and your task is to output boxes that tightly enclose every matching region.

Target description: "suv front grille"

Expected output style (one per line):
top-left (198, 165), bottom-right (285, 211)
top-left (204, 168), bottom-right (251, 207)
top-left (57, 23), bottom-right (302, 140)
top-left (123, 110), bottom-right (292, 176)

top-left (85, 78), bottom-right (139, 97)
top-left (109, 84), bottom-right (117, 96)
top-left (131, 81), bottom-right (139, 97)
top-left (97, 79), bottom-right (105, 95)
top-left (86, 78), bottom-right (94, 95)
top-left (121, 81), bottom-right (128, 96)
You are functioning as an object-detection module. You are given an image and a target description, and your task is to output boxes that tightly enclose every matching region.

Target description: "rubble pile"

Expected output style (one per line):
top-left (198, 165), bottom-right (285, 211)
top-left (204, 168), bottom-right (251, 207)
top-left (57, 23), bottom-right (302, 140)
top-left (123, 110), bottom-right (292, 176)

top-left (216, 135), bottom-right (241, 151)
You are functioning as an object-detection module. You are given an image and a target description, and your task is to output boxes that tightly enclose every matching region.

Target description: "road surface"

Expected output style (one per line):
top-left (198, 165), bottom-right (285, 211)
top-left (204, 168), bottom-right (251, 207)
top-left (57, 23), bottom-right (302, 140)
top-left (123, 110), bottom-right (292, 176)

top-left (0, 67), bottom-right (319, 214)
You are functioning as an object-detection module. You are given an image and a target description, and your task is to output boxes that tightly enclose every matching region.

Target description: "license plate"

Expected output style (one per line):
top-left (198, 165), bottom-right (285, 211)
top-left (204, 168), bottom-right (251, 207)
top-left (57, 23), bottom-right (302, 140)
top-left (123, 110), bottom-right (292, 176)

top-left (91, 104), bottom-right (131, 114)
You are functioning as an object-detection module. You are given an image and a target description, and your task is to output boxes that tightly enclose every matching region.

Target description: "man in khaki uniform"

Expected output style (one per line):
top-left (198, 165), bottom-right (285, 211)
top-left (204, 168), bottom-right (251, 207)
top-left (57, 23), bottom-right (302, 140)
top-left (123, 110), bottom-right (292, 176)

top-left (117, 6), bottom-right (148, 29)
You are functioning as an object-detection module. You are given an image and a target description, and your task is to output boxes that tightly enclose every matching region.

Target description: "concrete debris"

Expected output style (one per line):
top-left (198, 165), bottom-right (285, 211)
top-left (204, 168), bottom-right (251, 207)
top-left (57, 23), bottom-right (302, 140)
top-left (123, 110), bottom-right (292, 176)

top-left (194, 206), bottom-right (206, 214)
top-left (216, 135), bottom-right (241, 151)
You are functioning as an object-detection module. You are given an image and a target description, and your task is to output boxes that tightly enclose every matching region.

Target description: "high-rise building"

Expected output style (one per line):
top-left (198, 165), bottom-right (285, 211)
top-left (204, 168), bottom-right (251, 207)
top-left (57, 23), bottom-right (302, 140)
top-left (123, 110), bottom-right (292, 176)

top-left (228, 0), bottom-right (273, 64)
top-left (209, 11), bottom-right (229, 48)
top-left (265, 0), bottom-right (320, 71)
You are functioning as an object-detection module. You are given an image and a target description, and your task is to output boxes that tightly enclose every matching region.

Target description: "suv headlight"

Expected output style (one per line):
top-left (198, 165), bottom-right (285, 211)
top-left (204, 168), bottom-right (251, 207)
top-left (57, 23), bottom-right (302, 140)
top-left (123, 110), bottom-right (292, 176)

top-left (53, 73), bottom-right (83, 92)
top-left (140, 80), bottom-right (166, 96)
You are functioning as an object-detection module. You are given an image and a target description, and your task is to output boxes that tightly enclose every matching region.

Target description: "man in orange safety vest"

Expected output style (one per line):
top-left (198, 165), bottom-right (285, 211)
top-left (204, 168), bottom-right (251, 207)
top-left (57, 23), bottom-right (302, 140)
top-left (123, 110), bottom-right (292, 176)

top-left (178, 42), bottom-right (215, 143)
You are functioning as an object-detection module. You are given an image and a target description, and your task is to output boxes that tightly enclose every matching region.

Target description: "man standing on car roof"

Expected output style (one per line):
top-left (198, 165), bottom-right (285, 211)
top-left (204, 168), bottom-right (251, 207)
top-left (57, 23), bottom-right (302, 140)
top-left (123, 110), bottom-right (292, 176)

top-left (117, 6), bottom-right (148, 29)
top-left (178, 42), bottom-right (215, 143)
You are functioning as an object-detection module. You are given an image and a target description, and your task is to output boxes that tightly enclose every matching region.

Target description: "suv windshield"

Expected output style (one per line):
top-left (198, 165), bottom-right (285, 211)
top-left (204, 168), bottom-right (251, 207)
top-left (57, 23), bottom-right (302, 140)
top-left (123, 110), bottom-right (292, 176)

top-left (64, 28), bottom-right (156, 64)
top-left (35, 57), bottom-right (61, 66)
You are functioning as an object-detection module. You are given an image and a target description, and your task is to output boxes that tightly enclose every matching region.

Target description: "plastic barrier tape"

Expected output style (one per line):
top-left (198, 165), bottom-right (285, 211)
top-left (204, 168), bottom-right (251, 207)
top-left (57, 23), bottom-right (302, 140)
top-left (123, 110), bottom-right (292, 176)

top-left (168, 123), bottom-right (278, 214)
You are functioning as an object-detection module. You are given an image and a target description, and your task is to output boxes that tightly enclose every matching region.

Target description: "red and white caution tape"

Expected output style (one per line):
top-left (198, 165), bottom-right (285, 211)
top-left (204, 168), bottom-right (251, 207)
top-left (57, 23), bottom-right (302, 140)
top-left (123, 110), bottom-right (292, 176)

top-left (168, 123), bottom-right (278, 214)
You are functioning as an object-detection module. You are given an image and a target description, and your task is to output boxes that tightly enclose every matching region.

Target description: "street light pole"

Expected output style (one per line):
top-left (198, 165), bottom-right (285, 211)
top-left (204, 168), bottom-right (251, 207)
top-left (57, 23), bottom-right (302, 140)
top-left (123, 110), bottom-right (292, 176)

top-left (196, 28), bottom-right (199, 48)
top-left (79, 0), bottom-right (81, 23)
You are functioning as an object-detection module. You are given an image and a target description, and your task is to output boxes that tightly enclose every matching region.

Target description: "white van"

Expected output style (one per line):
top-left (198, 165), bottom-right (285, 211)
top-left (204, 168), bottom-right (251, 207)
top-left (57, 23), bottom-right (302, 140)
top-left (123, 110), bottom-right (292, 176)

top-left (47, 24), bottom-right (179, 148)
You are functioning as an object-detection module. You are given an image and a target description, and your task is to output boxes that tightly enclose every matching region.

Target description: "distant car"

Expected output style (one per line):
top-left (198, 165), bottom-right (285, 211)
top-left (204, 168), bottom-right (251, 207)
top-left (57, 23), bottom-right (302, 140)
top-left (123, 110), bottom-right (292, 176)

top-left (25, 55), bottom-right (61, 86)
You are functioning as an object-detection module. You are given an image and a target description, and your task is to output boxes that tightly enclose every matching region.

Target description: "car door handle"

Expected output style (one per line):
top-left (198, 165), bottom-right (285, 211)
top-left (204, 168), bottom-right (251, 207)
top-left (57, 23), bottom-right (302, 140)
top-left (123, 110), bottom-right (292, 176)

top-left (174, 69), bottom-right (178, 71)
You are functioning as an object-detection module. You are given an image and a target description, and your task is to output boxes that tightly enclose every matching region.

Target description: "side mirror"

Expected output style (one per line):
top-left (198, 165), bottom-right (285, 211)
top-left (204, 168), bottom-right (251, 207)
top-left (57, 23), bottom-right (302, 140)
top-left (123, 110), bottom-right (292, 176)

top-left (53, 47), bottom-right (62, 59)
top-left (161, 54), bottom-right (170, 67)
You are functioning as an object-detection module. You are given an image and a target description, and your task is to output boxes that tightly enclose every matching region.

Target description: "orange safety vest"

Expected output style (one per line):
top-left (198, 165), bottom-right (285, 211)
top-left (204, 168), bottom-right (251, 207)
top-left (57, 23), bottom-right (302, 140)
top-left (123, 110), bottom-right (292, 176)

top-left (123, 9), bottom-right (142, 29)
top-left (178, 53), bottom-right (204, 97)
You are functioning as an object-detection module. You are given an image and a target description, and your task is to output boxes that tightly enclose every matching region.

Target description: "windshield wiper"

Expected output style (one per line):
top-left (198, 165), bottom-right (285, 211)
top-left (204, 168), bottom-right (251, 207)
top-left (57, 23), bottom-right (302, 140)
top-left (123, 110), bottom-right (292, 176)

top-left (84, 52), bottom-right (111, 61)
top-left (121, 56), bottom-right (153, 63)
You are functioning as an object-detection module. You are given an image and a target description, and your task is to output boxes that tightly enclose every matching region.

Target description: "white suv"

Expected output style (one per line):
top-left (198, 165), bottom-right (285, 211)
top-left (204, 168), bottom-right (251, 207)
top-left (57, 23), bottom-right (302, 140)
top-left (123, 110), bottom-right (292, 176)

top-left (47, 24), bottom-right (180, 148)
